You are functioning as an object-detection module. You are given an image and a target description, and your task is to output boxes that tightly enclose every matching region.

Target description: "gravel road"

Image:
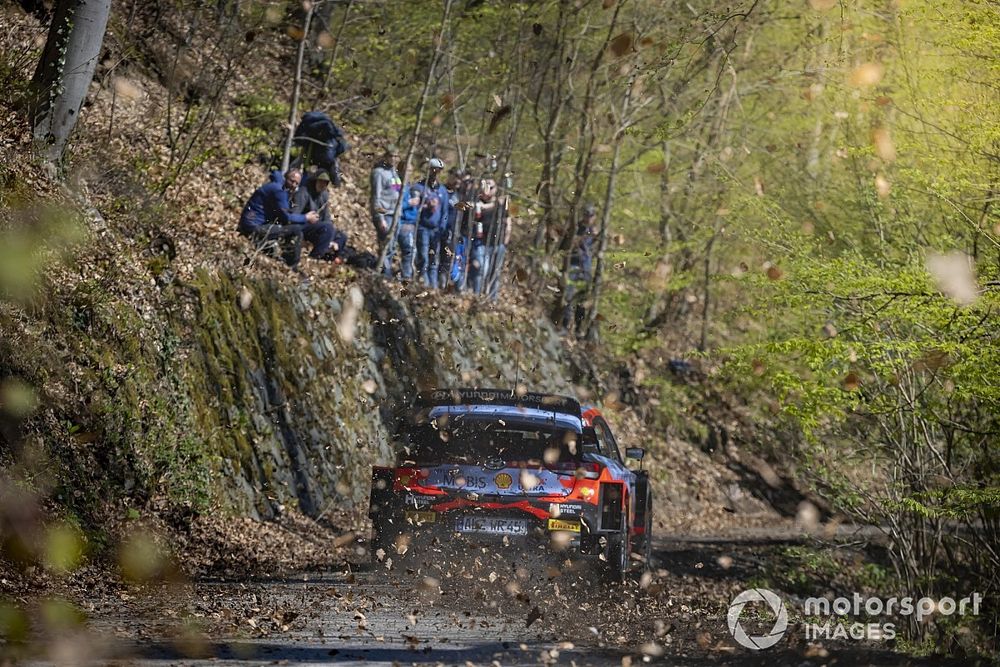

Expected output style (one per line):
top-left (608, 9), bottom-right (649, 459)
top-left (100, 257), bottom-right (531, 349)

top-left (59, 533), bottom-right (969, 667)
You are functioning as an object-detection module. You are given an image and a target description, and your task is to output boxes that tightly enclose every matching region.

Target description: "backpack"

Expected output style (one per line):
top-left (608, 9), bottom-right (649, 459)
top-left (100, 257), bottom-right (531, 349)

top-left (293, 112), bottom-right (350, 164)
top-left (338, 245), bottom-right (378, 270)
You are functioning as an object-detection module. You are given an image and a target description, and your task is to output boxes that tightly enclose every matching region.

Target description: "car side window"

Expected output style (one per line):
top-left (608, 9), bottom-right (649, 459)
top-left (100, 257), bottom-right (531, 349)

top-left (595, 418), bottom-right (623, 462)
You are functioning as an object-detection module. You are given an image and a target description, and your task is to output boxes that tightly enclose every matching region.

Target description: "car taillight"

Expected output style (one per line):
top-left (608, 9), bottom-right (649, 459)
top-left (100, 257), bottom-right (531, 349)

top-left (599, 482), bottom-right (623, 531)
top-left (547, 461), bottom-right (601, 480)
top-left (394, 467), bottom-right (442, 493)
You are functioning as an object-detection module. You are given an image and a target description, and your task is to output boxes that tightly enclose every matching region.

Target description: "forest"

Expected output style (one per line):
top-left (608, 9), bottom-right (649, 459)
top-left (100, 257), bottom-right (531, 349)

top-left (1, 0), bottom-right (998, 662)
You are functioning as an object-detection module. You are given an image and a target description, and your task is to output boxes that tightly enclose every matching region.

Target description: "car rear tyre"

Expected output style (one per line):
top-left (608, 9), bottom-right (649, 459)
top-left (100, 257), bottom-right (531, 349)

top-left (604, 530), bottom-right (630, 583)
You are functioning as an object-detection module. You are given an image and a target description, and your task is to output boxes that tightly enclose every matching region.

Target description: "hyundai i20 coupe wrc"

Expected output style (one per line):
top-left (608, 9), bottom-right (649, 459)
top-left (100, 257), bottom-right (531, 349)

top-left (368, 388), bottom-right (652, 580)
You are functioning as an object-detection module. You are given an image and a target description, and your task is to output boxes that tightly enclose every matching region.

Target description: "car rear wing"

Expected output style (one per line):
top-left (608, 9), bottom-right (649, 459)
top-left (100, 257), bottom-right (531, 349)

top-left (414, 388), bottom-right (582, 419)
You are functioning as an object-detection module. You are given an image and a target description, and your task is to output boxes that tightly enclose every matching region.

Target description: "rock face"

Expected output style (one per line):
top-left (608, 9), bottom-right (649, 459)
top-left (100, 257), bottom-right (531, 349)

top-left (182, 272), bottom-right (574, 520)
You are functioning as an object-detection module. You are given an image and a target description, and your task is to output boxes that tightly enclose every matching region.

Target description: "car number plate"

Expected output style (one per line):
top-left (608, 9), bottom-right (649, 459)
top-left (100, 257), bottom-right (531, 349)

top-left (405, 511), bottom-right (436, 524)
top-left (455, 516), bottom-right (528, 536)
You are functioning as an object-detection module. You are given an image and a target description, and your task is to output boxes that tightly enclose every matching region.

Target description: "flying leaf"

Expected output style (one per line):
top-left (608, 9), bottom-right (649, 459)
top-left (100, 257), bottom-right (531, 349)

top-left (238, 285), bottom-right (253, 311)
top-left (874, 174), bottom-right (891, 198)
top-left (926, 251), bottom-right (979, 305)
top-left (645, 161), bottom-right (666, 174)
top-left (849, 62), bottom-right (884, 88)
top-left (842, 372), bottom-right (861, 391)
top-left (610, 33), bottom-right (633, 58)
top-left (871, 127), bottom-right (896, 162)
top-left (487, 105), bottom-right (512, 135)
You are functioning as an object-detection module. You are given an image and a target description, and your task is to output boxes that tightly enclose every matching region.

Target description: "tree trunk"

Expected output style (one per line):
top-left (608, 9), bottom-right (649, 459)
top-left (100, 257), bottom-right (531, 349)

top-left (530, 0), bottom-right (572, 258)
top-left (581, 71), bottom-right (637, 341)
top-left (30, 0), bottom-right (112, 166)
top-left (556, 1), bottom-right (624, 326)
top-left (377, 0), bottom-right (454, 271)
top-left (281, 2), bottom-right (316, 172)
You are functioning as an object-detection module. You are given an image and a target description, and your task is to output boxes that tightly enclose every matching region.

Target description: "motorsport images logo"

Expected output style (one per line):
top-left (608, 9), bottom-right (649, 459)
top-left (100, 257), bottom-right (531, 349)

top-left (728, 588), bottom-right (983, 649)
top-left (727, 588), bottom-right (789, 650)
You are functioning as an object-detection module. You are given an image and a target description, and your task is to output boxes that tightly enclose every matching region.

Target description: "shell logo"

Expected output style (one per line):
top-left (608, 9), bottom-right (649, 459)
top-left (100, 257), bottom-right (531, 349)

top-left (494, 472), bottom-right (513, 489)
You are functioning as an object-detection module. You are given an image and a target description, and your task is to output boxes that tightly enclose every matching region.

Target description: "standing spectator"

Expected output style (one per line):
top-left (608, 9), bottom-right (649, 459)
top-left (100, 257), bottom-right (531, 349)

top-left (467, 178), bottom-right (498, 294)
top-left (238, 169), bottom-right (318, 267)
top-left (412, 157), bottom-right (451, 288)
top-left (562, 203), bottom-right (597, 333)
top-left (485, 197), bottom-right (512, 300)
top-left (370, 147), bottom-right (401, 276)
top-left (395, 167), bottom-right (420, 281)
top-left (437, 168), bottom-right (463, 289)
top-left (291, 170), bottom-right (346, 260)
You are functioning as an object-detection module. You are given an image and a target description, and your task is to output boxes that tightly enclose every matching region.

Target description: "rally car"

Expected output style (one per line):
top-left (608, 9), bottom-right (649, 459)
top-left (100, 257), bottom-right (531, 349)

top-left (368, 388), bottom-right (652, 579)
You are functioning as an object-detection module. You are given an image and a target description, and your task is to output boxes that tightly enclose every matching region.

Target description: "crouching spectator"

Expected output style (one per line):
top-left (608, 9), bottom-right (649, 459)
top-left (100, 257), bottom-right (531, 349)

top-left (238, 169), bottom-right (318, 267)
top-left (292, 169), bottom-right (348, 261)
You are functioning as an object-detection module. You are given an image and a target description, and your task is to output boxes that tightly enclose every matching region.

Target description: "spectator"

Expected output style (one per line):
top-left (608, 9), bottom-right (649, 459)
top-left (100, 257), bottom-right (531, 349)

top-left (292, 169), bottom-right (346, 261)
top-left (562, 203), bottom-right (597, 333)
top-left (395, 169), bottom-right (420, 281)
top-left (467, 178), bottom-right (498, 295)
top-left (484, 196), bottom-right (512, 300)
top-left (450, 170), bottom-right (476, 289)
top-left (238, 169), bottom-right (318, 267)
top-left (370, 147), bottom-right (402, 275)
top-left (412, 157), bottom-right (451, 288)
top-left (437, 168), bottom-right (464, 289)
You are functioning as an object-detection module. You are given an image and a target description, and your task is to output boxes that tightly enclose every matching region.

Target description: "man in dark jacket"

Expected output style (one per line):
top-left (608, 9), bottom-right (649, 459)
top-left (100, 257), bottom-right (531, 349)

top-left (412, 157), bottom-right (451, 288)
top-left (291, 169), bottom-right (346, 260)
top-left (238, 169), bottom-right (318, 266)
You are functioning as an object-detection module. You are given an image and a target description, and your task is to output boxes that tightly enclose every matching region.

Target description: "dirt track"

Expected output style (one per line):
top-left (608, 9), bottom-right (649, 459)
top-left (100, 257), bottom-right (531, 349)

top-left (49, 533), bottom-right (967, 667)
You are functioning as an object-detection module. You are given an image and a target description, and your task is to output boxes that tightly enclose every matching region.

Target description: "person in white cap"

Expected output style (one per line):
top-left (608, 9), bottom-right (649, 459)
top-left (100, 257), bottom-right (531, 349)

top-left (411, 157), bottom-right (451, 288)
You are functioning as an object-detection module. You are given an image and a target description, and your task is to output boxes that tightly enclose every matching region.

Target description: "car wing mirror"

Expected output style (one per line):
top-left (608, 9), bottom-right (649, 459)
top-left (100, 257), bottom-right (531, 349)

top-left (625, 447), bottom-right (645, 461)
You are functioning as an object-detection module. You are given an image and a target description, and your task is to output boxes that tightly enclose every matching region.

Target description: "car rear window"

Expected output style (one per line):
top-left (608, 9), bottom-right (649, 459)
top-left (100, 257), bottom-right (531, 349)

top-left (399, 416), bottom-right (582, 466)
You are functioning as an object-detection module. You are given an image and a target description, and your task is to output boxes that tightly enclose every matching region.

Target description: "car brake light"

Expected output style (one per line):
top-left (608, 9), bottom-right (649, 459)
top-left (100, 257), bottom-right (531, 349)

top-left (394, 467), bottom-right (443, 494)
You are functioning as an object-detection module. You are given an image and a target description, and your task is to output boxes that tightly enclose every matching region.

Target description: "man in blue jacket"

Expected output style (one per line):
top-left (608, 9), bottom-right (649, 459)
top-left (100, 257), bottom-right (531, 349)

top-left (238, 169), bottom-right (318, 267)
top-left (411, 157), bottom-right (451, 288)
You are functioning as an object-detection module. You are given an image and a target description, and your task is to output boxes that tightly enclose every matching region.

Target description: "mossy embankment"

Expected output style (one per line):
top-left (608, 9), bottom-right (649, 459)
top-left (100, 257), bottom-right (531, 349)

top-left (2, 192), bottom-right (579, 530)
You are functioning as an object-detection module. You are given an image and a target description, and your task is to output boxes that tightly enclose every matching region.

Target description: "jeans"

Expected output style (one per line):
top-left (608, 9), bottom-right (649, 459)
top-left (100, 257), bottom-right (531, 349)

top-left (435, 232), bottom-right (453, 289)
top-left (303, 221), bottom-right (335, 258)
top-left (485, 243), bottom-right (506, 300)
top-left (396, 224), bottom-right (415, 280)
top-left (374, 212), bottom-right (394, 275)
top-left (416, 227), bottom-right (440, 288)
top-left (239, 223), bottom-right (305, 267)
top-left (561, 266), bottom-right (589, 331)
top-left (468, 241), bottom-right (487, 294)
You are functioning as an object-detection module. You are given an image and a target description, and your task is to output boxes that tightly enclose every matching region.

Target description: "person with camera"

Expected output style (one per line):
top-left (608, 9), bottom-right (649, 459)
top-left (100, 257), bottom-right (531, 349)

top-left (411, 157), bottom-right (451, 289)
top-left (291, 169), bottom-right (346, 261)
top-left (237, 169), bottom-right (319, 268)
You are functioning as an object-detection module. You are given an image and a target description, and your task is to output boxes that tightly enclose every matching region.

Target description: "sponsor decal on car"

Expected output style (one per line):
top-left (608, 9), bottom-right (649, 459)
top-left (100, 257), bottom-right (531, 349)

top-left (405, 510), bottom-right (437, 524)
top-left (494, 472), bottom-right (513, 489)
top-left (405, 493), bottom-right (434, 508)
top-left (549, 502), bottom-right (585, 518)
top-left (547, 518), bottom-right (581, 532)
